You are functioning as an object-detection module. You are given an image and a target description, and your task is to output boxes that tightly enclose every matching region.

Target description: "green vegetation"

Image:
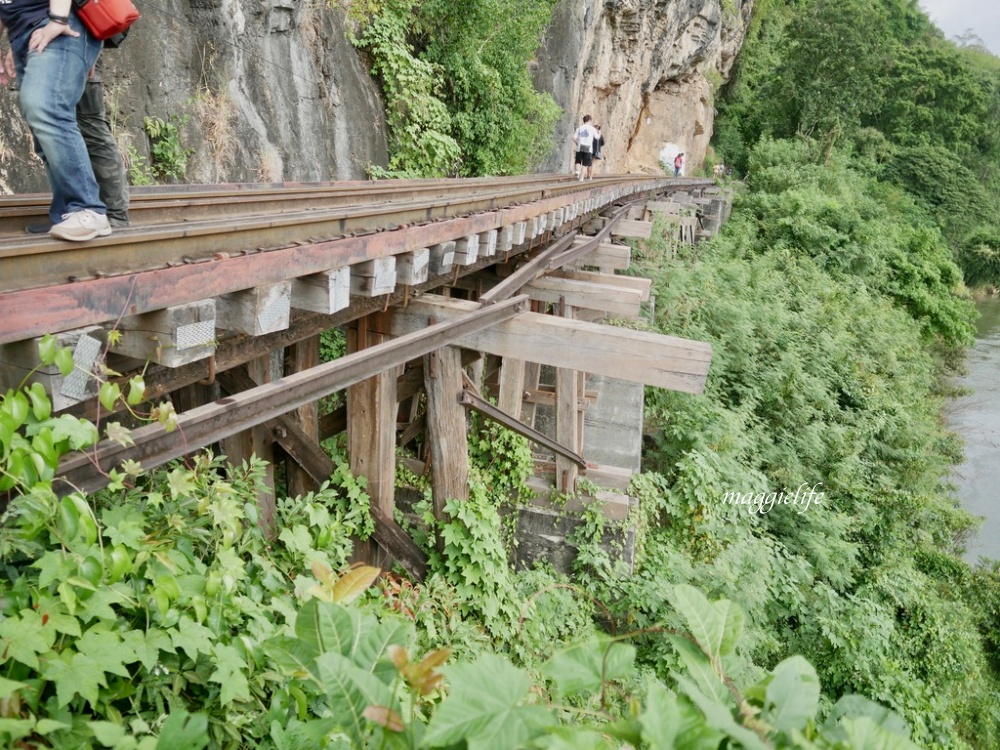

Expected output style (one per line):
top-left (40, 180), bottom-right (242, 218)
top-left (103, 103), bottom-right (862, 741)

top-left (340, 0), bottom-right (560, 177)
top-left (714, 0), bottom-right (1000, 288)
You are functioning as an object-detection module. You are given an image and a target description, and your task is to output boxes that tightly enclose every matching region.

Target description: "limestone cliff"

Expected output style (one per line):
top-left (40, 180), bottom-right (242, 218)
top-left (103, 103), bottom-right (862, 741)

top-left (0, 0), bottom-right (387, 194)
top-left (534, 0), bottom-right (755, 176)
top-left (0, 0), bottom-right (750, 194)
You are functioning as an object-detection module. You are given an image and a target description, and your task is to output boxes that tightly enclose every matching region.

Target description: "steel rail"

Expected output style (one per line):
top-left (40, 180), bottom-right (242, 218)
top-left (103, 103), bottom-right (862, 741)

top-left (54, 294), bottom-right (530, 496)
top-left (0, 175), bottom-right (683, 294)
top-left (0, 173), bottom-right (610, 237)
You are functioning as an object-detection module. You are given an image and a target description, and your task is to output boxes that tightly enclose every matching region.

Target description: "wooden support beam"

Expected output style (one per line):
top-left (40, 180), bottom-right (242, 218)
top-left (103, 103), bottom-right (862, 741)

top-left (423, 346), bottom-right (469, 520)
top-left (523, 385), bottom-right (597, 407)
top-left (54, 296), bottom-right (530, 495)
top-left (553, 269), bottom-right (652, 301)
top-left (522, 276), bottom-right (643, 319)
top-left (525, 475), bottom-right (631, 522)
top-left (217, 282), bottom-right (292, 335)
top-left (497, 357), bottom-right (525, 419)
top-left (555, 304), bottom-right (579, 492)
top-left (498, 225), bottom-right (514, 253)
top-left (570, 239), bottom-right (631, 271)
top-left (382, 295), bottom-right (712, 394)
top-left (292, 268), bottom-right (351, 314)
top-left (348, 316), bottom-right (398, 565)
top-left (285, 335), bottom-right (321, 501)
top-left (252, 398), bottom-right (427, 580)
top-left (0, 326), bottom-right (106, 411)
top-left (428, 241), bottom-right (455, 275)
top-left (396, 248), bottom-right (430, 285)
top-left (221, 358), bottom-right (277, 536)
top-left (479, 230), bottom-right (498, 258)
top-left (454, 235), bottom-right (480, 266)
top-left (350, 258), bottom-right (397, 297)
top-left (115, 300), bottom-right (216, 367)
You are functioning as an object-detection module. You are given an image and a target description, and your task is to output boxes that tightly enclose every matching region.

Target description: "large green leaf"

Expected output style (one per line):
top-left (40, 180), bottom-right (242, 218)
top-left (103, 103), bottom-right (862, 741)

top-left (763, 656), bottom-right (820, 733)
top-left (422, 654), bottom-right (554, 750)
top-left (838, 717), bottom-right (922, 750)
top-left (42, 650), bottom-right (108, 707)
top-left (670, 585), bottom-right (744, 662)
top-left (640, 682), bottom-right (682, 749)
top-left (262, 635), bottom-right (318, 679)
top-left (314, 651), bottom-right (394, 748)
top-left (673, 673), bottom-right (770, 750)
top-left (540, 638), bottom-right (636, 697)
top-left (209, 644), bottom-right (251, 706)
top-left (295, 599), bottom-right (361, 659)
top-left (666, 635), bottom-right (729, 704)
top-left (156, 711), bottom-right (209, 750)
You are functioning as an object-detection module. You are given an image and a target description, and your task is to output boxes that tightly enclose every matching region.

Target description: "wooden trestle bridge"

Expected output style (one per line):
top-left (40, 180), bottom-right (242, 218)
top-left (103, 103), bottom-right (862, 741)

top-left (0, 174), bottom-right (721, 577)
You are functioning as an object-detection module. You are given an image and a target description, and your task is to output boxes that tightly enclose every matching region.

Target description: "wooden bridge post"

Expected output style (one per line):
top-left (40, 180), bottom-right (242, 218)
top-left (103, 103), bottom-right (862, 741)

top-left (221, 354), bottom-right (277, 536)
top-left (555, 303), bottom-right (580, 492)
top-left (423, 345), bottom-right (469, 522)
top-left (285, 334), bottom-right (321, 500)
top-left (348, 315), bottom-right (397, 565)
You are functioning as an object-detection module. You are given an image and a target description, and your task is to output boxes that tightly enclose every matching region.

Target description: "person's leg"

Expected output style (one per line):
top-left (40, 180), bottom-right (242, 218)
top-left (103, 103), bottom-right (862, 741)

top-left (15, 16), bottom-right (105, 225)
top-left (78, 67), bottom-right (130, 227)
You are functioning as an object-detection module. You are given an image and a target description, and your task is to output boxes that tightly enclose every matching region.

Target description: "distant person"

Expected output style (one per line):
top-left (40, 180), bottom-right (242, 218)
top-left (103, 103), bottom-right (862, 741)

top-left (674, 152), bottom-right (684, 177)
top-left (572, 114), bottom-right (599, 181)
top-left (0, 2), bottom-right (111, 242)
top-left (592, 124), bottom-right (605, 174)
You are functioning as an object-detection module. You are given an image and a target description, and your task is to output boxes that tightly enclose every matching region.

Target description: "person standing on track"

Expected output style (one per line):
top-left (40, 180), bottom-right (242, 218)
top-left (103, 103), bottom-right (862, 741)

top-left (0, 0), bottom-right (113, 242)
top-left (572, 114), bottom-right (599, 182)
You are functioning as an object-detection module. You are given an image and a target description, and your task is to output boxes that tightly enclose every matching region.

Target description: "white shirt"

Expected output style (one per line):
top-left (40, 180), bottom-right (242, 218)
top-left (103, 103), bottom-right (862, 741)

top-left (575, 124), bottom-right (597, 149)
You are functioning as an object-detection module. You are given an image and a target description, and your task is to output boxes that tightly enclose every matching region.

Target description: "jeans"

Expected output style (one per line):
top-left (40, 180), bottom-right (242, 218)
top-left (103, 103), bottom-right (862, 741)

top-left (11, 15), bottom-right (106, 224)
top-left (77, 61), bottom-right (130, 225)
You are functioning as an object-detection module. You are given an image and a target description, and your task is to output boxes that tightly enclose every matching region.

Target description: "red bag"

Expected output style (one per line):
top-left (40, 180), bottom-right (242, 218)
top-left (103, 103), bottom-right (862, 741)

top-left (73, 0), bottom-right (140, 41)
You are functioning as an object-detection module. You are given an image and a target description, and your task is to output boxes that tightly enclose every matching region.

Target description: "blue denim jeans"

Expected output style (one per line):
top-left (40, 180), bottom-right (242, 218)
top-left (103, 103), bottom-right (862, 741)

top-left (11, 16), bottom-right (106, 224)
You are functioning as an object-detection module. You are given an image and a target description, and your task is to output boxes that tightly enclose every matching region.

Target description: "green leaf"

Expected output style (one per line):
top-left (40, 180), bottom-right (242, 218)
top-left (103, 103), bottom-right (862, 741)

top-left (333, 564), bottom-right (381, 604)
top-left (672, 673), bottom-right (769, 750)
top-left (26, 382), bottom-right (51, 421)
top-left (540, 638), bottom-right (636, 697)
top-left (314, 651), bottom-right (393, 747)
top-left (0, 677), bottom-right (28, 699)
top-left (422, 654), bottom-right (555, 750)
top-left (209, 644), bottom-right (251, 706)
top-left (77, 626), bottom-right (136, 679)
top-left (100, 381), bottom-right (121, 412)
top-left (91, 720), bottom-right (129, 746)
top-left (763, 656), bottom-right (820, 733)
top-left (262, 635), bottom-right (318, 679)
top-left (43, 650), bottom-right (108, 707)
top-left (54, 347), bottom-right (76, 377)
top-left (37, 334), bottom-right (58, 366)
top-left (666, 635), bottom-right (729, 704)
top-left (156, 710), bottom-right (209, 750)
top-left (171, 616), bottom-right (215, 659)
top-left (0, 609), bottom-right (55, 669)
top-left (670, 584), bottom-right (744, 662)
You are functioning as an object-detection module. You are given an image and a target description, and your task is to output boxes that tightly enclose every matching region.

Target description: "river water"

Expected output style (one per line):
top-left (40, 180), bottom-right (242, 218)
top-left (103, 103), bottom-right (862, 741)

top-left (947, 296), bottom-right (1000, 564)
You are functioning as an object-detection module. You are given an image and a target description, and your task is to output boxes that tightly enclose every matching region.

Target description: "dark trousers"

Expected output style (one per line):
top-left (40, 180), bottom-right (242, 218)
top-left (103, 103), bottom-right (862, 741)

top-left (77, 77), bottom-right (130, 226)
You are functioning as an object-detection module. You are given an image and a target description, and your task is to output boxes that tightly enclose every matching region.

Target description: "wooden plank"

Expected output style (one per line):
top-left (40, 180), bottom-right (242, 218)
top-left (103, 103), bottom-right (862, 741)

top-left (454, 235), bottom-right (480, 266)
top-left (568, 240), bottom-right (631, 271)
top-left (348, 317), bottom-right (398, 563)
top-left (382, 295), bottom-right (712, 394)
top-left (115, 300), bottom-right (216, 367)
top-left (428, 241), bottom-right (455, 275)
top-left (292, 268), bottom-right (351, 314)
top-left (533, 460), bottom-right (634, 494)
top-left (396, 248), bottom-right (430, 285)
top-left (513, 221), bottom-right (527, 246)
top-left (498, 225), bottom-right (514, 253)
top-left (217, 282), bottom-right (292, 335)
top-left (556, 358), bottom-right (579, 492)
top-left (350, 257), bottom-right (397, 297)
top-left (479, 230), bottom-right (498, 258)
top-left (284, 335), bottom-right (320, 501)
top-left (525, 475), bottom-right (631, 521)
top-left (611, 219), bottom-right (652, 239)
top-left (497, 357), bottom-right (525, 420)
top-left (553, 269), bottom-right (652, 301)
top-left (523, 385), bottom-right (597, 407)
top-left (0, 326), bottom-right (106, 411)
top-left (522, 276), bottom-right (643, 319)
top-left (221, 359), bottom-right (277, 536)
top-left (424, 346), bottom-right (469, 519)
top-left (645, 200), bottom-right (683, 215)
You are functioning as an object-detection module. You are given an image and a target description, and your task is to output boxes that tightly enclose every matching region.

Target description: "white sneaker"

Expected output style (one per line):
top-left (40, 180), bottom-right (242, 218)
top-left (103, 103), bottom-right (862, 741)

top-left (49, 210), bottom-right (112, 242)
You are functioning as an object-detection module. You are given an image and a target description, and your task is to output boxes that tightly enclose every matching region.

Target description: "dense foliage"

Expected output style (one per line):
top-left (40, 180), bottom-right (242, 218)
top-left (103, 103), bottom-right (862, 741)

top-left (714, 0), bottom-right (1000, 287)
top-left (340, 0), bottom-right (560, 177)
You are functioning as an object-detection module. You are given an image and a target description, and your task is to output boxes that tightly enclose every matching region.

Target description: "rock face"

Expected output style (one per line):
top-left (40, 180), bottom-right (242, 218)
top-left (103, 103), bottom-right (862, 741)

top-left (0, 0), bottom-right (749, 194)
top-left (0, 0), bottom-right (388, 193)
top-left (533, 0), bottom-right (754, 176)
